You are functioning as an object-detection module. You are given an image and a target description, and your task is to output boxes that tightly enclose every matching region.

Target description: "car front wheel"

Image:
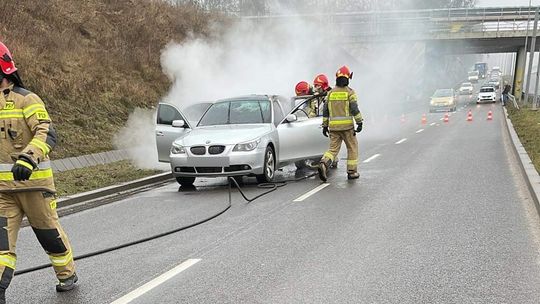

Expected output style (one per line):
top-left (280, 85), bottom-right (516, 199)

top-left (176, 176), bottom-right (195, 187)
top-left (256, 146), bottom-right (275, 183)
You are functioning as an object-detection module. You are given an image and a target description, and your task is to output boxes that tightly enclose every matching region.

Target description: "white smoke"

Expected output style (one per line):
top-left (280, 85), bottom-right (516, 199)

top-left (117, 10), bottom-right (471, 169)
top-left (113, 107), bottom-right (169, 171)
top-left (160, 19), bottom-right (338, 107)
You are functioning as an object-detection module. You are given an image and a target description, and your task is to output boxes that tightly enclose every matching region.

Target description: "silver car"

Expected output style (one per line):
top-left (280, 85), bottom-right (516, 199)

top-left (155, 95), bottom-right (327, 186)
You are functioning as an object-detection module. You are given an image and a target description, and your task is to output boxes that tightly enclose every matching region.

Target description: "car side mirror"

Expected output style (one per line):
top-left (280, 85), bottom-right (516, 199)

top-left (172, 120), bottom-right (186, 128)
top-left (285, 114), bottom-right (298, 123)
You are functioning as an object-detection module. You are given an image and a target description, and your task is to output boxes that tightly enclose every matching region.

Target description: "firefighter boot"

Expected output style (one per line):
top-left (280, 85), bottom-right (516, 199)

top-left (56, 273), bottom-right (78, 292)
top-left (318, 161), bottom-right (328, 182)
top-left (347, 171), bottom-right (359, 180)
top-left (0, 288), bottom-right (5, 304)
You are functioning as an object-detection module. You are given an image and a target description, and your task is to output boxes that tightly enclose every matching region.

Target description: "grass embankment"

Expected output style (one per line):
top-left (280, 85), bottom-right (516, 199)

top-left (54, 160), bottom-right (164, 197)
top-left (507, 104), bottom-right (540, 173)
top-left (1, 0), bottom-right (216, 158)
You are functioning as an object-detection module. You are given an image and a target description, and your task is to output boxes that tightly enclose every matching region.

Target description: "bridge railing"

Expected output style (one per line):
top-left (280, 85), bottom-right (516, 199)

top-left (242, 6), bottom-right (539, 40)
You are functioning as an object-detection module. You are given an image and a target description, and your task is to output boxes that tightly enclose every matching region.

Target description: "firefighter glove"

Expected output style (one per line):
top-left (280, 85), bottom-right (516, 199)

top-left (322, 126), bottom-right (329, 137)
top-left (11, 156), bottom-right (35, 181)
top-left (356, 122), bottom-right (363, 133)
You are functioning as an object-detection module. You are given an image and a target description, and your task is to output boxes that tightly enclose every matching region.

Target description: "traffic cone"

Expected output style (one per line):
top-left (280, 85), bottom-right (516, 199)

top-left (467, 110), bottom-right (473, 122)
top-left (421, 114), bottom-right (427, 125)
top-left (400, 114), bottom-right (405, 124)
top-left (443, 113), bottom-right (449, 123)
top-left (487, 111), bottom-right (493, 121)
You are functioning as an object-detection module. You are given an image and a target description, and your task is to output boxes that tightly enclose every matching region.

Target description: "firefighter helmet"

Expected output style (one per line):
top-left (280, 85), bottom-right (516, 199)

top-left (336, 66), bottom-right (353, 79)
top-left (313, 74), bottom-right (330, 91)
top-left (0, 42), bottom-right (17, 75)
top-left (295, 81), bottom-right (311, 96)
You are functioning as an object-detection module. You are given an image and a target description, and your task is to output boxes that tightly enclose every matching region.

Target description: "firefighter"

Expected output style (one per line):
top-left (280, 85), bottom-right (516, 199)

top-left (313, 73), bottom-right (331, 96)
top-left (295, 81), bottom-right (317, 118)
top-left (0, 42), bottom-right (77, 302)
top-left (313, 73), bottom-right (339, 169)
top-left (318, 66), bottom-right (363, 182)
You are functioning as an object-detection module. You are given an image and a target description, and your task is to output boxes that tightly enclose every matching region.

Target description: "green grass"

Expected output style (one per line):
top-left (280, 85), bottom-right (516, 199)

top-left (54, 160), bottom-right (164, 197)
top-left (507, 104), bottom-right (540, 173)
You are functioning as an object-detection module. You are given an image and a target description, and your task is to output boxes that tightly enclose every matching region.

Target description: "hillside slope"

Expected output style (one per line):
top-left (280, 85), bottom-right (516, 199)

top-left (0, 0), bottom-right (214, 158)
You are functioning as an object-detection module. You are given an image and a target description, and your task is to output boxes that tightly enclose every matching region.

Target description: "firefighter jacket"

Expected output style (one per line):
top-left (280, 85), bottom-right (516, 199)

top-left (322, 86), bottom-right (363, 131)
top-left (0, 85), bottom-right (56, 193)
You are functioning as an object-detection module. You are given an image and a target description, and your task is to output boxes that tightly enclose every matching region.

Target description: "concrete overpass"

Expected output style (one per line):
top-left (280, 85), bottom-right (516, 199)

top-left (243, 6), bottom-right (540, 100)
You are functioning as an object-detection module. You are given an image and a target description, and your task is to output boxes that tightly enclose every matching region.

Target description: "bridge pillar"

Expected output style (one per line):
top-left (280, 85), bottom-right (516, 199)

top-left (514, 46), bottom-right (526, 101)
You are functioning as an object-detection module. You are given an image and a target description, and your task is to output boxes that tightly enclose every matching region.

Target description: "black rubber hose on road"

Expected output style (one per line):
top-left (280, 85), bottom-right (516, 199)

top-left (14, 171), bottom-right (317, 276)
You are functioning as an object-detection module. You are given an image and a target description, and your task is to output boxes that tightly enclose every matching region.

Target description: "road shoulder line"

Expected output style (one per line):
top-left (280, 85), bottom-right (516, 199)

top-left (503, 107), bottom-right (540, 213)
top-left (111, 259), bottom-right (201, 304)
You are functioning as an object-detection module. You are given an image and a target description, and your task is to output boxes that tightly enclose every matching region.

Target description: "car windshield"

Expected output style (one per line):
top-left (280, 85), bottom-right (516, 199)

top-left (198, 99), bottom-right (271, 126)
top-left (480, 87), bottom-right (495, 92)
top-left (468, 71), bottom-right (479, 76)
top-left (433, 89), bottom-right (453, 97)
top-left (462, 83), bottom-right (472, 87)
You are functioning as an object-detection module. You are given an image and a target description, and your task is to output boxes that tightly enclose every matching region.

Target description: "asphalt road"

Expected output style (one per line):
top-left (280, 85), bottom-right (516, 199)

top-left (7, 86), bottom-right (540, 303)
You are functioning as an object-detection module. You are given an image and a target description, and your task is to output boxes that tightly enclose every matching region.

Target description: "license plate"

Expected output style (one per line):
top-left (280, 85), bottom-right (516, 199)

top-left (188, 157), bottom-right (230, 167)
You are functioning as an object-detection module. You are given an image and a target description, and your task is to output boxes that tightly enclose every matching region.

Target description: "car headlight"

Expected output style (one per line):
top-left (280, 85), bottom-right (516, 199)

top-left (171, 143), bottom-right (186, 154)
top-left (233, 139), bottom-right (261, 152)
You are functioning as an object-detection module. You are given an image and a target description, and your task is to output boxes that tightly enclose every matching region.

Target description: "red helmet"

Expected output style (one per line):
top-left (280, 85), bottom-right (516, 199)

top-left (0, 42), bottom-right (17, 75)
top-left (313, 74), bottom-right (329, 91)
top-left (336, 65), bottom-right (352, 79)
top-left (295, 81), bottom-right (311, 96)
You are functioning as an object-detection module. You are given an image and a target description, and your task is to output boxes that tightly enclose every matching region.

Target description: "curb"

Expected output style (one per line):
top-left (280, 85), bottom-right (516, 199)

top-left (56, 172), bottom-right (173, 209)
top-left (503, 107), bottom-right (540, 213)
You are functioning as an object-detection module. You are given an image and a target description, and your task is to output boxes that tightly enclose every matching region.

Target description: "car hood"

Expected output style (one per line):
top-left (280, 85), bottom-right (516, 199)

top-left (174, 124), bottom-right (273, 146)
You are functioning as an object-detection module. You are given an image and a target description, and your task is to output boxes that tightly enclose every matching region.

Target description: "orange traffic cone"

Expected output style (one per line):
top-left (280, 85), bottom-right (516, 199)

top-left (443, 113), bottom-right (449, 123)
top-left (421, 114), bottom-right (427, 125)
top-left (400, 114), bottom-right (405, 124)
top-left (467, 110), bottom-right (473, 122)
top-left (487, 111), bottom-right (493, 121)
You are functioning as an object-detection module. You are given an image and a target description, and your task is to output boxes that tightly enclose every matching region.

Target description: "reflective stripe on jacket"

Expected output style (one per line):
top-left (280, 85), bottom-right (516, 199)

top-left (322, 86), bottom-right (363, 131)
top-left (0, 85), bottom-right (57, 193)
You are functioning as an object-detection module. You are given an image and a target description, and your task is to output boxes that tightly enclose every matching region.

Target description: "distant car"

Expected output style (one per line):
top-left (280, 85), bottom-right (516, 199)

top-left (430, 89), bottom-right (457, 112)
top-left (162, 95), bottom-right (328, 186)
top-left (468, 71), bottom-right (479, 83)
top-left (459, 82), bottom-right (474, 95)
top-left (487, 78), bottom-right (500, 89)
top-left (477, 86), bottom-right (497, 104)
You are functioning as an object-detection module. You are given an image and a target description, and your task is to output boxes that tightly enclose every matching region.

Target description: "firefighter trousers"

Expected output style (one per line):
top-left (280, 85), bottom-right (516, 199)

top-left (321, 129), bottom-right (358, 173)
top-left (0, 191), bottom-right (75, 289)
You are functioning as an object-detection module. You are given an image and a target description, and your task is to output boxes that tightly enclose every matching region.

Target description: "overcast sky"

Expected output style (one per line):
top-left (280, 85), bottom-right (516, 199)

top-left (477, 0), bottom-right (538, 6)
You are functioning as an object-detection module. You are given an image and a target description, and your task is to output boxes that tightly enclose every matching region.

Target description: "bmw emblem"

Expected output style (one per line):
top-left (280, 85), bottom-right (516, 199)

top-left (206, 140), bottom-right (211, 144)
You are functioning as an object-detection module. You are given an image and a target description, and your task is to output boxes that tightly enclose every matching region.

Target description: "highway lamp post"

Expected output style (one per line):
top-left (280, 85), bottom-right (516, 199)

top-left (524, 6), bottom-right (539, 106)
top-left (521, 0), bottom-right (533, 103)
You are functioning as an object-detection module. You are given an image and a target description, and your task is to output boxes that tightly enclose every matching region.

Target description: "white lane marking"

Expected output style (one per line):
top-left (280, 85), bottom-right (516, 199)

top-left (416, 129), bottom-right (424, 133)
top-left (439, 117), bottom-right (444, 121)
top-left (363, 153), bottom-right (381, 163)
top-left (430, 123), bottom-right (436, 126)
top-left (111, 259), bottom-right (201, 304)
top-left (395, 138), bottom-right (407, 144)
top-left (294, 183), bottom-right (330, 202)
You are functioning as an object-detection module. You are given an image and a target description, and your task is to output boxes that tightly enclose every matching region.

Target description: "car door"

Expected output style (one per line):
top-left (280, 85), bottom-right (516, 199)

top-left (155, 103), bottom-right (193, 163)
top-left (276, 97), bottom-right (327, 162)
